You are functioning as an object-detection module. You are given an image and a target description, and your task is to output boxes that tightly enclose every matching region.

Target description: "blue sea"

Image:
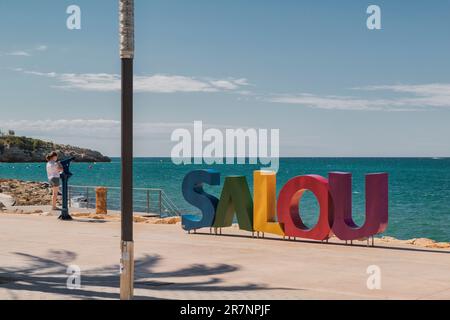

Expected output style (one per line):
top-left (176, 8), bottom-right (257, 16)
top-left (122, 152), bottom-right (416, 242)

top-left (1, 158), bottom-right (449, 242)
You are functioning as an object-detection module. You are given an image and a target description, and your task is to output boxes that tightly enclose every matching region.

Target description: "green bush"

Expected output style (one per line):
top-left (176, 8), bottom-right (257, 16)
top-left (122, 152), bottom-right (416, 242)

top-left (0, 136), bottom-right (47, 152)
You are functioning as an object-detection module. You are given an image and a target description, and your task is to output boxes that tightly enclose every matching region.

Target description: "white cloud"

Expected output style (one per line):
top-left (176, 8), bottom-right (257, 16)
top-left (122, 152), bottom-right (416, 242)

top-left (355, 84), bottom-right (450, 109)
top-left (13, 66), bottom-right (450, 111)
top-left (209, 79), bottom-right (248, 90)
top-left (269, 83), bottom-right (450, 111)
top-left (269, 94), bottom-right (388, 111)
top-left (0, 119), bottom-right (120, 139)
top-left (2, 45), bottom-right (48, 57)
top-left (58, 73), bottom-right (120, 92)
top-left (0, 119), bottom-right (259, 141)
top-left (7, 51), bottom-right (31, 57)
top-left (35, 45), bottom-right (48, 52)
top-left (358, 84), bottom-right (450, 96)
top-left (0, 119), bottom-right (243, 140)
top-left (15, 69), bottom-right (250, 94)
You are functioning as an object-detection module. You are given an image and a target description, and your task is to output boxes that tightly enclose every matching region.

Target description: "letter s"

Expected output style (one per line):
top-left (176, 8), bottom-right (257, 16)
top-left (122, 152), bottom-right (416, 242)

top-left (181, 170), bottom-right (220, 231)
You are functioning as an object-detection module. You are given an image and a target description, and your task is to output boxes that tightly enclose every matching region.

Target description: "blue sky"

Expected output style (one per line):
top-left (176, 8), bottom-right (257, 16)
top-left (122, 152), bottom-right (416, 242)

top-left (1, 0), bottom-right (450, 157)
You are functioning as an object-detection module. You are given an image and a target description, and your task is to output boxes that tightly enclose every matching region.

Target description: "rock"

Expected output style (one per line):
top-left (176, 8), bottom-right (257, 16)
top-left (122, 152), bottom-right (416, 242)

top-left (0, 193), bottom-right (16, 207)
top-left (432, 242), bottom-right (450, 249)
top-left (0, 179), bottom-right (53, 206)
top-left (377, 237), bottom-right (450, 249)
top-left (133, 216), bottom-right (148, 223)
top-left (170, 217), bottom-right (182, 224)
top-left (90, 215), bottom-right (106, 220)
top-left (380, 236), bottom-right (397, 242)
top-left (402, 238), bottom-right (450, 249)
top-left (409, 238), bottom-right (436, 247)
top-left (71, 212), bottom-right (107, 220)
top-left (148, 217), bottom-right (181, 225)
top-left (72, 212), bottom-right (89, 217)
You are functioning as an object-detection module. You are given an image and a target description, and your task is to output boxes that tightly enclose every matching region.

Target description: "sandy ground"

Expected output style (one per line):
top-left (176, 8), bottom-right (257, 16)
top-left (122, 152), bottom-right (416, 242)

top-left (0, 213), bottom-right (450, 300)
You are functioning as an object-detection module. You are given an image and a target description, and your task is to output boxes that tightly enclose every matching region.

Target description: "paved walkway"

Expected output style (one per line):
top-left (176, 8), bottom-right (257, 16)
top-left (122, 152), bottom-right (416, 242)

top-left (0, 214), bottom-right (449, 300)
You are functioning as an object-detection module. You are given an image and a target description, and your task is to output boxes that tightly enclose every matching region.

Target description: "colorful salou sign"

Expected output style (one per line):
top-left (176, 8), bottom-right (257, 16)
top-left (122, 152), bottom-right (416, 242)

top-left (181, 170), bottom-right (388, 241)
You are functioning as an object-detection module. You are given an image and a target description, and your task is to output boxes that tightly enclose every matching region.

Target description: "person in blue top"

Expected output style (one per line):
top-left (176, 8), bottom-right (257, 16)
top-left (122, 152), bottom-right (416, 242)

top-left (46, 152), bottom-right (63, 211)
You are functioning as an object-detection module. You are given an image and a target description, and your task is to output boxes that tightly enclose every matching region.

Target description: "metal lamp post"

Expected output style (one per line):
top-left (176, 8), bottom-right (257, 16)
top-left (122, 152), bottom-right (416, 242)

top-left (119, 0), bottom-right (135, 300)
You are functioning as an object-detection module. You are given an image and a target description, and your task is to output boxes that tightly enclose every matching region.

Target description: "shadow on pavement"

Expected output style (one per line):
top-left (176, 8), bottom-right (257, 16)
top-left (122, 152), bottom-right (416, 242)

top-left (0, 250), bottom-right (296, 300)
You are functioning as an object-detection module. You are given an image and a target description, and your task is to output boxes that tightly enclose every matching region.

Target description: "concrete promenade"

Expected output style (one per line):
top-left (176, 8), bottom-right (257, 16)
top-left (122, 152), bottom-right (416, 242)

top-left (0, 213), bottom-right (450, 300)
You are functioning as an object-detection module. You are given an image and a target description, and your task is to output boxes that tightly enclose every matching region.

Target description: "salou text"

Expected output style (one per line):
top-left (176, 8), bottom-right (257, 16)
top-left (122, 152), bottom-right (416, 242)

top-left (181, 170), bottom-right (388, 241)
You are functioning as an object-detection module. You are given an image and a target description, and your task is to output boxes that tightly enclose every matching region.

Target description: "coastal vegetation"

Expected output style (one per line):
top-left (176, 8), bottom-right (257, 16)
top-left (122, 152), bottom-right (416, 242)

top-left (0, 131), bottom-right (110, 163)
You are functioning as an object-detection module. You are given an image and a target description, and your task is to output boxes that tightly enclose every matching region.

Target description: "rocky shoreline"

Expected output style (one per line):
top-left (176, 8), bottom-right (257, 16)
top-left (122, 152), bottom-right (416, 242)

top-left (0, 179), bottom-right (55, 206)
top-left (0, 179), bottom-right (181, 225)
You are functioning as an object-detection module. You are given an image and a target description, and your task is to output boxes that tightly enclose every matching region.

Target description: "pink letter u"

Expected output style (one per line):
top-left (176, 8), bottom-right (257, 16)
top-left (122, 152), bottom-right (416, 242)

top-left (329, 172), bottom-right (388, 241)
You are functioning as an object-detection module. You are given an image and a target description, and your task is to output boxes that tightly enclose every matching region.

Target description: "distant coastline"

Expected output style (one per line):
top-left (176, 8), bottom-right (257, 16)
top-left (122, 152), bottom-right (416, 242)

top-left (0, 134), bottom-right (110, 163)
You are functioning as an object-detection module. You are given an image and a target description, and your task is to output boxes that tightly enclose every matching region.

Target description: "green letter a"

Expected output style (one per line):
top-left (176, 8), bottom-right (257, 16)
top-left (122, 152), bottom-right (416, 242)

top-left (213, 176), bottom-right (254, 232)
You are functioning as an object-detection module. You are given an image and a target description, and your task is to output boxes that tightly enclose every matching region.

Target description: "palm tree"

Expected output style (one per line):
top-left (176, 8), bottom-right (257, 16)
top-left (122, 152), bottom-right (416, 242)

top-left (119, 0), bottom-right (135, 300)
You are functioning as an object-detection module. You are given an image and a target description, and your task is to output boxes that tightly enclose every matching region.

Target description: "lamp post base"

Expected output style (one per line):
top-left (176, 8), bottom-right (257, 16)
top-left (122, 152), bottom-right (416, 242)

top-left (120, 240), bottom-right (134, 300)
top-left (58, 210), bottom-right (73, 221)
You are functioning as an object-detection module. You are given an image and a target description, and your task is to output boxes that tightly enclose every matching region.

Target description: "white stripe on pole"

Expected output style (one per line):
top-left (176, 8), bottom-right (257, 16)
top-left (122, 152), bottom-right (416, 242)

top-left (120, 0), bottom-right (134, 59)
